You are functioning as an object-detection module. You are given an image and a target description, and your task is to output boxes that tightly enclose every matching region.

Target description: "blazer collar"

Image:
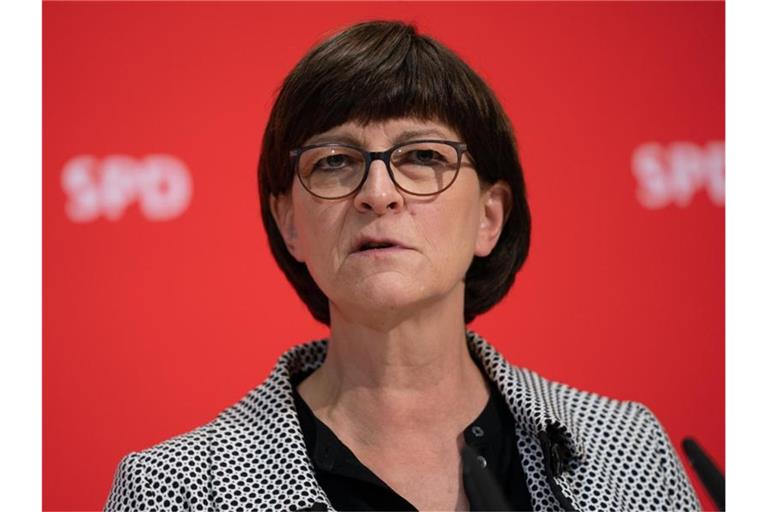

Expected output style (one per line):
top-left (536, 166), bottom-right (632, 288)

top-left (213, 331), bottom-right (583, 510)
top-left (465, 331), bottom-right (585, 460)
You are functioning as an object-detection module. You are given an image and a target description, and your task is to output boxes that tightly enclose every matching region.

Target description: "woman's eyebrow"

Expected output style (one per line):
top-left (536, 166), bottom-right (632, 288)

top-left (393, 128), bottom-right (451, 144)
top-left (304, 133), bottom-right (362, 146)
top-left (304, 128), bottom-right (452, 147)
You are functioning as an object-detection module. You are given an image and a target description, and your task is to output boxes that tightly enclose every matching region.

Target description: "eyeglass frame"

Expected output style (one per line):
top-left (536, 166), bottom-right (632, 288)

top-left (288, 139), bottom-right (473, 200)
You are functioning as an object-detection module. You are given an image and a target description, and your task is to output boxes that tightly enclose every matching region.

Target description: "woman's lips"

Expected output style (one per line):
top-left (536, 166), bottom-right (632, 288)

top-left (350, 245), bottom-right (413, 256)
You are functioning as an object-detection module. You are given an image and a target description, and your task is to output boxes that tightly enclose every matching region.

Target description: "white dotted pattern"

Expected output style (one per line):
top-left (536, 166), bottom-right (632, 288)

top-left (105, 332), bottom-right (700, 511)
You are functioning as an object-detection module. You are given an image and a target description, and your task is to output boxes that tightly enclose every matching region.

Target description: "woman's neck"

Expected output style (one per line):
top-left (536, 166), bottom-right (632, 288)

top-left (297, 288), bottom-right (490, 446)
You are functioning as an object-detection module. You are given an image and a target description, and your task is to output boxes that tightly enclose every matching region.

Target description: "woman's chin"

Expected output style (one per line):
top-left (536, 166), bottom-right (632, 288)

top-left (330, 276), bottom-right (417, 308)
top-left (328, 273), bottom-right (454, 325)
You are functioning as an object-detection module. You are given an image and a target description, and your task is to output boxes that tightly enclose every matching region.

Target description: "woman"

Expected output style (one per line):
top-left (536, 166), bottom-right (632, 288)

top-left (106, 21), bottom-right (699, 511)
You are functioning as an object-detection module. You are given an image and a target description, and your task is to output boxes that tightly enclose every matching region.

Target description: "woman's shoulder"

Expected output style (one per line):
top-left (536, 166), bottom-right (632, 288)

top-left (104, 421), bottom-right (217, 511)
top-left (104, 345), bottom-right (327, 512)
top-left (470, 332), bottom-right (687, 465)
top-left (469, 331), bottom-right (661, 429)
top-left (483, 349), bottom-right (699, 510)
top-left (104, 399), bottom-right (292, 511)
top-left (514, 362), bottom-right (660, 422)
top-left (501, 356), bottom-right (673, 450)
top-left (104, 386), bottom-right (281, 493)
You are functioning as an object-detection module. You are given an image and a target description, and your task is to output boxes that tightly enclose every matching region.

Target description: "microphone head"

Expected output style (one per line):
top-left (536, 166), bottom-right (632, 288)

top-left (682, 437), bottom-right (725, 511)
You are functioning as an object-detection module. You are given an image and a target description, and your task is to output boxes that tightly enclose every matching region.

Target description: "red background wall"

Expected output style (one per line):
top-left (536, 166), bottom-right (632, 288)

top-left (43, 2), bottom-right (724, 510)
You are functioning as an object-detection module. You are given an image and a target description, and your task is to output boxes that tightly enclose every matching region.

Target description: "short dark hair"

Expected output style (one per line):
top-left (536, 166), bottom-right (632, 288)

top-left (258, 20), bottom-right (531, 325)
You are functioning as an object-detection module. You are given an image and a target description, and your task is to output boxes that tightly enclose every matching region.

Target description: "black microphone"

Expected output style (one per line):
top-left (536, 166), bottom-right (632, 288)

top-left (461, 444), bottom-right (511, 511)
top-left (682, 437), bottom-right (725, 511)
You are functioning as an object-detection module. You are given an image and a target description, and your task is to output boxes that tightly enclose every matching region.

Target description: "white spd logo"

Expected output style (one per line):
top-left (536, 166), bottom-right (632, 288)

top-left (632, 141), bottom-right (724, 209)
top-left (61, 154), bottom-right (193, 222)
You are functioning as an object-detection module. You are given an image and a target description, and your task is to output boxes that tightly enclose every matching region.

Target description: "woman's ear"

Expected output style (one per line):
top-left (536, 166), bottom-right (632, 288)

top-left (269, 192), bottom-right (304, 262)
top-left (475, 181), bottom-right (512, 257)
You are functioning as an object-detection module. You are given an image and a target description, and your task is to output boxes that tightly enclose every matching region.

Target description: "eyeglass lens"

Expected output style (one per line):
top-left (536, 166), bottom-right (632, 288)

top-left (297, 142), bottom-right (460, 198)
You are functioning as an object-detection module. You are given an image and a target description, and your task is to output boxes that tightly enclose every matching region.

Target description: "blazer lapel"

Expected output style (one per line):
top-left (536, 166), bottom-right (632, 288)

top-left (466, 331), bottom-right (584, 460)
top-left (466, 331), bottom-right (584, 511)
top-left (209, 340), bottom-right (335, 511)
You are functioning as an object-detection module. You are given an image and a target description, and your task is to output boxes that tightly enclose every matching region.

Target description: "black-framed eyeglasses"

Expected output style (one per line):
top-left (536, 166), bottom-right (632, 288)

top-left (289, 139), bottom-right (472, 200)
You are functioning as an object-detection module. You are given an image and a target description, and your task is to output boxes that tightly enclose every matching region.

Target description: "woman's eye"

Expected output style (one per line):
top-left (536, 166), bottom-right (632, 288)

top-left (408, 149), bottom-right (445, 164)
top-left (316, 154), bottom-right (349, 170)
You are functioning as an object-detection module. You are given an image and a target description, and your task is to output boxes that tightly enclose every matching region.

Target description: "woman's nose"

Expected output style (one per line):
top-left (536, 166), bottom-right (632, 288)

top-left (352, 159), bottom-right (405, 214)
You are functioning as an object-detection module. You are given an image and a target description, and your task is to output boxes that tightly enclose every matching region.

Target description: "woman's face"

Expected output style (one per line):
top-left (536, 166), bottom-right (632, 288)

top-left (271, 118), bottom-right (510, 325)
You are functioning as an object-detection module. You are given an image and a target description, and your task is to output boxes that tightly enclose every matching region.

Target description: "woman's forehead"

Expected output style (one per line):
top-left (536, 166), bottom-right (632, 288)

top-left (303, 117), bottom-right (461, 147)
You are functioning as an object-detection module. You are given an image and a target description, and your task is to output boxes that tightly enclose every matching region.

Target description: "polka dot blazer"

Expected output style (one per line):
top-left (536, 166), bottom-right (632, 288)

top-left (105, 331), bottom-right (701, 511)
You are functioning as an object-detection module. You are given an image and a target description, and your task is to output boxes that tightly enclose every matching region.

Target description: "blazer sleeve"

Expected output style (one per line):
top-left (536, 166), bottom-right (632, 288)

top-left (103, 451), bottom-right (147, 512)
top-left (638, 404), bottom-right (703, 511)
